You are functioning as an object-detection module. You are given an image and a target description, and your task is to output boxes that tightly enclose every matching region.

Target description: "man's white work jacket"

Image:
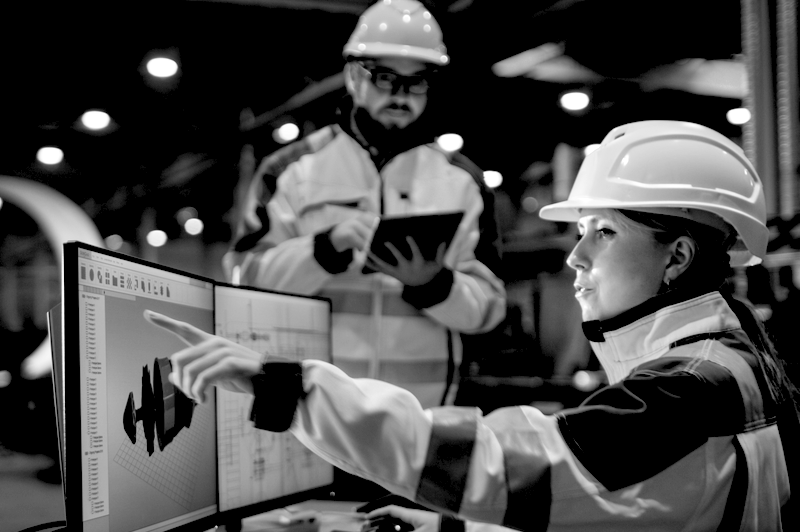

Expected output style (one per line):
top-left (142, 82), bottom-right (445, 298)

top-left (252, 289), bottom-right (793, 531)
top-left (226, 124), bottom-right (506, 408)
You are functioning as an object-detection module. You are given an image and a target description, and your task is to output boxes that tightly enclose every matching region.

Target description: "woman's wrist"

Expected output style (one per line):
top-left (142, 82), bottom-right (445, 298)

top-left (249, 361), bottom-right (304, 432)
top-left (439, 514), bottom-right (465, 532)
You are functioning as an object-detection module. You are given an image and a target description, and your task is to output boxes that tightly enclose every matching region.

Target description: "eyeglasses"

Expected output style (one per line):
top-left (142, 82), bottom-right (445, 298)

top-left (356, 62), bottom-right (431, 95)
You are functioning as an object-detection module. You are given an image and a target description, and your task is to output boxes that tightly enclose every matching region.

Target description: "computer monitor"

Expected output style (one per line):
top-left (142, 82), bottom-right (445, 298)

top-left (60, 241), bottom-right (334, 532)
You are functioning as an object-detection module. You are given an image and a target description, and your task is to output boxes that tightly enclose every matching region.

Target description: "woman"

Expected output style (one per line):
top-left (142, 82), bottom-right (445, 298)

top-left (146, 121), bottom-right (799, 530)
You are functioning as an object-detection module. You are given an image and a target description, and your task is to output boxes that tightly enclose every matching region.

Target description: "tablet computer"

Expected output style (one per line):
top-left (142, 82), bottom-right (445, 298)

top-left (362, 211), bottom-right (464, 274)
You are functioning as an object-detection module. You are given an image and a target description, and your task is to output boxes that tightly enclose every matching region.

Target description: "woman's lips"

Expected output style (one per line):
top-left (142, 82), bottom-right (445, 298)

top-left (574, 283), bottom-right (593, 297)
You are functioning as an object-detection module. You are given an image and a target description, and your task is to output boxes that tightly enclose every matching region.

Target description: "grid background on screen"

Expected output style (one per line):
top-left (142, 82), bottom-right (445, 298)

top-left (214, 296), bottom-right (332, 511)
top-left (113, 402), bottom-right (214, 509)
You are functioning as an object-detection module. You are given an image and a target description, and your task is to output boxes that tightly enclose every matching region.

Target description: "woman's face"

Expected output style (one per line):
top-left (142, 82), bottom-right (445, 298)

top-left (566, 209), bottom-right (672, 322)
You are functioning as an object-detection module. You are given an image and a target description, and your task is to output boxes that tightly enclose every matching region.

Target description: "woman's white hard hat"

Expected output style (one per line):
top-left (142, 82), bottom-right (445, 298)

top-left (538, 120), bottom-right (769, 267)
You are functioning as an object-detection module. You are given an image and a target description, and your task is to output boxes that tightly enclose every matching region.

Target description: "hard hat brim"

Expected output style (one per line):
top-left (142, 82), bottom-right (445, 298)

top-left (344, 42), bottom-right (449, 66)
top-left (539, 199), bottom-right (765, 267)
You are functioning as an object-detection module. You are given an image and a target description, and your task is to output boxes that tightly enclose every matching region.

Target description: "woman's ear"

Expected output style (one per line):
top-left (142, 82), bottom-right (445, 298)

top-left (664, 236), bottom-right (696, 284)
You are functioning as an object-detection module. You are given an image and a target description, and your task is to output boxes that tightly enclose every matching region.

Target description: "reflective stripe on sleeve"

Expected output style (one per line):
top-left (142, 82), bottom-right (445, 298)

top-left (484, 407), bottom-right (552, 531)
top-left (417, 407), bottom-right (478, 513)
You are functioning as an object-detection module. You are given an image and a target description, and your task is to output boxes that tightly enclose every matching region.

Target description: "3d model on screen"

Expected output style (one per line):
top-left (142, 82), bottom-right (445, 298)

top-left (123, 357), bottom-right (195, 455)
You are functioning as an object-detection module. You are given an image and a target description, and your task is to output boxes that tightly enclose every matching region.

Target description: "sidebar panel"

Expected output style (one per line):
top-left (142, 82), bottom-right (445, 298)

top-left (80, 290), bottom-right (109, 518)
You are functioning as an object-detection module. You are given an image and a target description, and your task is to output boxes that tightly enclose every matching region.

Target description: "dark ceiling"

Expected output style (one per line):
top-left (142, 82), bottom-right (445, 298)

top-left (1, 0), bottom-right (744, 244)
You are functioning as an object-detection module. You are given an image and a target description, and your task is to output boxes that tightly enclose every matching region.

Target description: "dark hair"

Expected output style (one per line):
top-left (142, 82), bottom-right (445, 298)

top-left (617, 209), bottom-right (798, 399)
top-left (616, 209), bottom-right (734, 291)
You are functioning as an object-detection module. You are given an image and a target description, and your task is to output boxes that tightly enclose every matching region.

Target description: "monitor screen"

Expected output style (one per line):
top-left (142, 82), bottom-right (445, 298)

top-left (60, 242), bottom-right (334, 532)
top-left (213, 284), bottom-right (334, 518)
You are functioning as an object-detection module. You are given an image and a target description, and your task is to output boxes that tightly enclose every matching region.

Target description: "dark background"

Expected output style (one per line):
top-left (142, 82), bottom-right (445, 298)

top-left (1, 0), bottom-right (745, 244)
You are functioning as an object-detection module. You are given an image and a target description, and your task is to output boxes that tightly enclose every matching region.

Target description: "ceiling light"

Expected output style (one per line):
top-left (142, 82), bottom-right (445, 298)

top-left (521, 196), bottom-right (539, 213)
top-left (726, 107), bottom-right (751, 125)
top-left (572, 370), bottom-right (602, 392)
top-left (273, 122), bottom-right (299, 143)
top-left (146, 57), bottom-right (179, 78)
top-left (184, 218), bottom-right (204, 235)
top-left (81, 110), bottom-right (110, 130)
top-left (105, 234), bottom-right (124, 250)
top-left (436, 133), bottom-right (463, 152)
top-left (146, 230), bottom-right (168, 247)
top-left (560, 91), bottom-right (590, 112)
top-left (37, 146), bottom-right (64, 165)
top-left (483, 170), bottom-right (503, 188)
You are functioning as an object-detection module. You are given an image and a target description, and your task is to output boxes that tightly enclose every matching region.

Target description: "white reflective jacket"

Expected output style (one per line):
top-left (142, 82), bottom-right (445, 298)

top-left (259, 290), bottom-right (793, 531)
top-left (226, 124), bottom-right (506, 408)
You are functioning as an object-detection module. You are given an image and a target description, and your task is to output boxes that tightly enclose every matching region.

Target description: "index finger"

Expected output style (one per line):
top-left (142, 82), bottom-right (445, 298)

top-left (405, 237), bottom-right (424, 260)
top-left (365, 507), bottom-right (393, 520)
top-left (365, 506), bottom-right (408, 520)
top-left (143, 309), bottom-right (211, 346)
top-left (384, 241), bottom-right (409, 263)
top-left (358, 211), bottom-right (380, 228)
top-left (435, 242), bottom-right (446, 263)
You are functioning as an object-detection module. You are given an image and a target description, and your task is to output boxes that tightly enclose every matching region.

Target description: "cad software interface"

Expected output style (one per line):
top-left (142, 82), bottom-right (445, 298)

top-left (69, 247), bottom-right (333, 532)
top-left (74, 248), bottom-right (218, 532)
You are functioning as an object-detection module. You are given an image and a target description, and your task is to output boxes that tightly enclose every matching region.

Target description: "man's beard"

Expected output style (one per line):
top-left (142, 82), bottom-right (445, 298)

top-left (377, 103), bottom-right (413, 130)
top-left (352, 104), bottom-right (433, 157)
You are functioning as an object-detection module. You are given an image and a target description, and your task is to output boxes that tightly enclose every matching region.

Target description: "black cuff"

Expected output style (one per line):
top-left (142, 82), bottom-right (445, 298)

top-left (314, 229), bottom-right (354, 274)
top-left (249, 361), bottom-right (304, 432)
top-left (402, 268), bottom-right (454, 309)
top-left (440, 515), bottom-right (465, 532)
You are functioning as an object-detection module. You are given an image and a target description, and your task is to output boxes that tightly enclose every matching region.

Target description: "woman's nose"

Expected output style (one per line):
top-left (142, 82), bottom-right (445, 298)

top-left (566, 240), bottom-right (587, 271)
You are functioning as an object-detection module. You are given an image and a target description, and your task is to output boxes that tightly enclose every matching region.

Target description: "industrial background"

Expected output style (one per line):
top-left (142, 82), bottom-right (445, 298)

top-left (1, 1), bottom-right (798, 530)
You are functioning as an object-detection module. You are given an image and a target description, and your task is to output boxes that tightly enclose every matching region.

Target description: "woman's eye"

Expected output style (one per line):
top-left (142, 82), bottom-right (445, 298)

top-left (575, 227), bottom-right (614, 241)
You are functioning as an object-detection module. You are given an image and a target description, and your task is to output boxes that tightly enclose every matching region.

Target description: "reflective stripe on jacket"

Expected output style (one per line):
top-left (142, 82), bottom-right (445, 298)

top-left (226, 124), bottom-right (506, 408)
top-left (274, 291), bottom-right (790, 531)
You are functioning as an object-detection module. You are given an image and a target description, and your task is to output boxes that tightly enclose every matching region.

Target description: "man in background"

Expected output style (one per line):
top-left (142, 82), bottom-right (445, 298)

top-left (224, 0), bottom-right (505, 410)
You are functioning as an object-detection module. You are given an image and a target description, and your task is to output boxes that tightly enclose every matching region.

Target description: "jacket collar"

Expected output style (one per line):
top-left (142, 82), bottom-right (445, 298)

top-left (584, 289), bottom-right (743, 384)
top-left (581, 286), bottom-right (713, 342)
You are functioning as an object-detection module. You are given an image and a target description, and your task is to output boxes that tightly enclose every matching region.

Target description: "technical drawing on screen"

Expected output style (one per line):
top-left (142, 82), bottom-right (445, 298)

top-left (214, 284), bottom-right (333, 512)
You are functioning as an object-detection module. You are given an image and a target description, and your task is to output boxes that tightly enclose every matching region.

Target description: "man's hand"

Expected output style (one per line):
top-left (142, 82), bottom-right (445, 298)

top-left (330, 212), bottom-right (379, 253)
top-left (366, 237), bottom-right (445, 287)
top-left (365, 506), bottom-right (441, 532)
top-left (143, 310), bottom-right (263, 404)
